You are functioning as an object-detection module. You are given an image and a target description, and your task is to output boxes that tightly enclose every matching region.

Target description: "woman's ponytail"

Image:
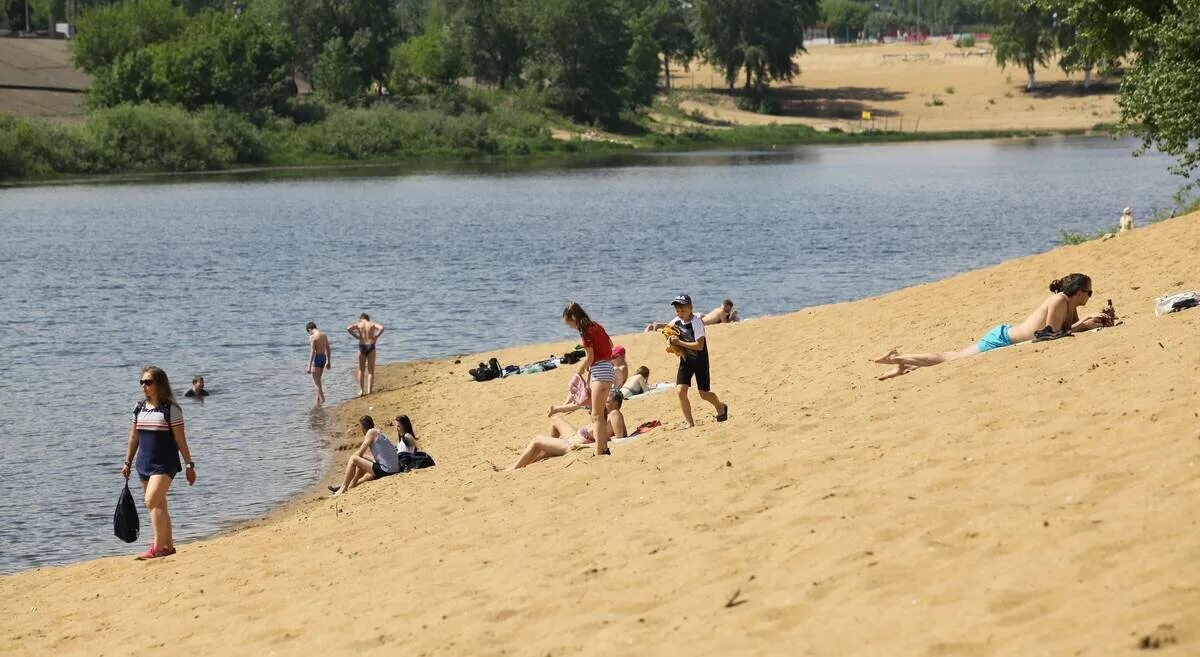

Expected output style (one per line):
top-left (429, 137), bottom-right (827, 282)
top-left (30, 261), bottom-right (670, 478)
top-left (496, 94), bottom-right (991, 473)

top-left (1049, 278), bottom-right (1064, 293)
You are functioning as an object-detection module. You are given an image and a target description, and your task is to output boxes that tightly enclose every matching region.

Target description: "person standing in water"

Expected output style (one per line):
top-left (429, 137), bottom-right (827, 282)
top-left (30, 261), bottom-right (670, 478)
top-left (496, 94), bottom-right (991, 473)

top-left (347, 313), bottom-right (384, 396)
top-left (306, 322), bottom-right (331, 405)
top-left (121, 366), bottom-right (197, 560)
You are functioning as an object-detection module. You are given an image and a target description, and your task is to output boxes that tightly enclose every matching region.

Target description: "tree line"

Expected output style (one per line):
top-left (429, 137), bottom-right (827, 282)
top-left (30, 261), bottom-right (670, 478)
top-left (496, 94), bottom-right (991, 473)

top-left (67, 0), bottom-right (824, 123)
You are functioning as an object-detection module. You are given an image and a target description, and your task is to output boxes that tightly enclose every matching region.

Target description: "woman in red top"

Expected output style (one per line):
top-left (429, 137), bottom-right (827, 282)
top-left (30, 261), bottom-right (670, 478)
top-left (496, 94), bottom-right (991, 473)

top-left (562, 302), bottom-right (614, 456)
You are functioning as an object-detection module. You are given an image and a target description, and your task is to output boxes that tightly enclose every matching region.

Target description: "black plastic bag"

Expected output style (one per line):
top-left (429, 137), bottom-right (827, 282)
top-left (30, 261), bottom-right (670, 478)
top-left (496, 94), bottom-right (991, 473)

top-left (113, 481), bottom-right (139, 543)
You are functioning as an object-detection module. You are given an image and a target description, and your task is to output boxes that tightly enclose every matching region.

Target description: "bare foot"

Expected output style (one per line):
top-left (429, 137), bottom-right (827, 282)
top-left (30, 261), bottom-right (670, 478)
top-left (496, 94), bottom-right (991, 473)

top-left (873, 348), bottom-right (900, 364)
top-left (877, 364), bottom-right (913, 381)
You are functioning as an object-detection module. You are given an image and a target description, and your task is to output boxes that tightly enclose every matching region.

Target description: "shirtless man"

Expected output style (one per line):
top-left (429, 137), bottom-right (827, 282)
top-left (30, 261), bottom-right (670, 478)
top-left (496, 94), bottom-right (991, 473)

top-left (306, 322), bottom-right (331, 405)
top-left (874, 273), bottom-right (1112, 380)
top-left (646, 298), bottom-right (740, 331)
top-left (702, 299), bottom-right (740, 325)
top-left (347, 313), bottom-right (384, 396)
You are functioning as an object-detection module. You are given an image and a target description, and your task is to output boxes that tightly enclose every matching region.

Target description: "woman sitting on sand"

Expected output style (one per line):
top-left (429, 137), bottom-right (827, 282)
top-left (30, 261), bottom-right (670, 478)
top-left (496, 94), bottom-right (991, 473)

top-left (329, 415), bottom-right (400, 495)
top-left (497, 391), bottom-right (628, 471)
top-left (874, 273), bottom-right (1112, 380)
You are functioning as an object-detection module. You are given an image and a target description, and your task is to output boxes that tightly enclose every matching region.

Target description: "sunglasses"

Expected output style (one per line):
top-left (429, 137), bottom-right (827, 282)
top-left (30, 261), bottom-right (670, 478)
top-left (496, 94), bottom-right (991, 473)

top-left (139, 379), bottom-right (154, 386)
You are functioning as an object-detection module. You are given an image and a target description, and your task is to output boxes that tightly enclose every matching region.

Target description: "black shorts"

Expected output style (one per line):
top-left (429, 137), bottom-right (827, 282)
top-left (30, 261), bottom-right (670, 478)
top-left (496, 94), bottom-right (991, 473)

top-left (372, 463), bottom-right (396, 479)
top-left (676, 352), bottom-right (711, 392)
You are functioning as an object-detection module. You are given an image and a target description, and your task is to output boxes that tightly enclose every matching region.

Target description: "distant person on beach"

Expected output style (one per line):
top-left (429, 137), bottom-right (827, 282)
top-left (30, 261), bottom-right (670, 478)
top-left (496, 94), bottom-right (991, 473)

top-left (620, 366), bottom-right (651, 399)
top-left (306, 322), bottom-right (331, 406)
top-left (874, 273), bottom-right (1114, 380)
top-left (646, 297), bottom-right (739, 331)
top-left (329, 415), bottom-right (400, 496)
top-left (183, 376), bottom-right (208, 398)
top-left (668, 294), bottom-right (729, 427)
top-left (1119, 207), bottom-right (1135, 234)
top-left (347, 313), bottom-right (384, 397)
top-left (702, 299), bottom-right (740, 325)
top-left (121, 366), bottom-right (197, 560)
top-left (611, 345), bottom-right (629, 388)
top-left (497, 390), bottom-right (628, 470)
top-left (563, 302), bottom-right (615, 456)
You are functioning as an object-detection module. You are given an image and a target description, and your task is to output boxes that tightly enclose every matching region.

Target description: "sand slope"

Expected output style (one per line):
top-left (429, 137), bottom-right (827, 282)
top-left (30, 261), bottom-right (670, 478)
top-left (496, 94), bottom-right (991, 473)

top-left (2, 215), bottom-right (1197, 656)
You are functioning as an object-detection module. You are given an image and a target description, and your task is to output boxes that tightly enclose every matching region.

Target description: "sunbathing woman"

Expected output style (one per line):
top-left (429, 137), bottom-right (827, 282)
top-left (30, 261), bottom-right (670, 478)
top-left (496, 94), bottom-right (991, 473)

top-left (874, 273), bottom-right (1112, 380)
top-left (497, 391), bottom-right (628, 471)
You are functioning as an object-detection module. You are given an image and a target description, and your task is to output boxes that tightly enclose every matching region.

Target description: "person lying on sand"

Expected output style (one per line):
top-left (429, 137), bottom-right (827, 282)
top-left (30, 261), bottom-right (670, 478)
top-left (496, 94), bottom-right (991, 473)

top-left (620, 366), bottom-right (651, 399)
top-left (646, 298), bottom-right (740, 331)
top-left (497, 391), bottom-right (627, 471)
top-left (328, 415), bottom-right (400, 495)
top-left (874, 273), bottom-right (1114, 380)
top-left (701, 299), bottom-right (740, 325)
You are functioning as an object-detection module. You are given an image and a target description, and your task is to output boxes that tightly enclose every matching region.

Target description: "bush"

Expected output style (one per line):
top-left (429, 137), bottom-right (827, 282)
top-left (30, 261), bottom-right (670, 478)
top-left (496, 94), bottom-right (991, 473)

top-left (84, 104), bottom-right (233, 171)
top-left (954, 34), bottom-right (977, 48)
top-left (0, 116), bottom-right (97, 180)
top-left (196, 107), bottom-right (268, 163)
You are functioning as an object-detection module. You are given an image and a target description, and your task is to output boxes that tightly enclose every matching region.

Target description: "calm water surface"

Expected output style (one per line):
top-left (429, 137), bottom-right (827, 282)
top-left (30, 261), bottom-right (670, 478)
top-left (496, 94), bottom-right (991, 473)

top-left (0, 135), bottom-right (1184, 572)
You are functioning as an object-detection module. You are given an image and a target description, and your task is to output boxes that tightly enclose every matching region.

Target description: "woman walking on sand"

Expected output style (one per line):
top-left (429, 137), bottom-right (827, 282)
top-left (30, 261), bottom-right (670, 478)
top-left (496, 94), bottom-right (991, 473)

top-left (562, 302), bottom-right (615, 456)
top-left (121, 366), bottom-right (197, 560)
top-left (874, 273), bottom-right (1113, 380)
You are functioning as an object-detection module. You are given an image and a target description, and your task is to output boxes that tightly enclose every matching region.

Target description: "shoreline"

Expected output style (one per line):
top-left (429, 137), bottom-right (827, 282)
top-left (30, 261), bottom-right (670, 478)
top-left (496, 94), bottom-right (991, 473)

top-left (0, 124), bottom-right (1103, 189)
top-left (2, 214), bottom-right (1195, 655)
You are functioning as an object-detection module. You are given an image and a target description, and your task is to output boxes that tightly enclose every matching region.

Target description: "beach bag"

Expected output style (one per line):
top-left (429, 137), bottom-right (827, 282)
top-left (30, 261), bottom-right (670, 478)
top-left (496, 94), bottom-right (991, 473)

top-left (568, 374), bottom-right (589, 406)
top-left (397, 451), bottom-right (436, 472)
top-left (113, 482), bottom-right (139, 543)
top-left (1154, 291), bottom-right (1200, 316)
top-left (470, 362), bottom-right (498, 382)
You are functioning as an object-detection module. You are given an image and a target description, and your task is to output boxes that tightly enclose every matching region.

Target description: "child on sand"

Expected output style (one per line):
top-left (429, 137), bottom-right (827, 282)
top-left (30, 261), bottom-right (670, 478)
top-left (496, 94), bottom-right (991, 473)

top-left (874, 273), bottom-right (1113, 380)
top-left (562, 302), bottom-right (615, 456)
top-left (667, 294), bottom-right (729, 427)
top-left (306, 322), bottom-right (331, 405)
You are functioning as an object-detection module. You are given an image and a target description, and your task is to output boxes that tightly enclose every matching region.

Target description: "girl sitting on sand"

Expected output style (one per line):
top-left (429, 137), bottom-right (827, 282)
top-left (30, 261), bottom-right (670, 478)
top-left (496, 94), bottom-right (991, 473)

top-left (329, 415), bottom-right (401, 495)
top-left (874, 273), bottom-right (1112, 380)
top-left (562, 302), bottom-right (616, 456)
top-left (496, 391), bottom-right (628, 471)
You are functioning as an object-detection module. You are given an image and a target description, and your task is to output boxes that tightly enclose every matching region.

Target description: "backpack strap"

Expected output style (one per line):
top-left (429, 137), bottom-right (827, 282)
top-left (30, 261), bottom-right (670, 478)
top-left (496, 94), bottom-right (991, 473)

top-left (133, 400), bottom-right (145, 423)
top-left (132, 400), bottom-right (172, 430)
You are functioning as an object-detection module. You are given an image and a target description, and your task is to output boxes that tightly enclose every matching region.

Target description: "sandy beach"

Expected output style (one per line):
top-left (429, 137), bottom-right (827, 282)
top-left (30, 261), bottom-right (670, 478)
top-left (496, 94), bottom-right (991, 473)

top-left (675, 41), bottom-right (1119, 133)
top-left (2, 209), bottom-right (1196, 654)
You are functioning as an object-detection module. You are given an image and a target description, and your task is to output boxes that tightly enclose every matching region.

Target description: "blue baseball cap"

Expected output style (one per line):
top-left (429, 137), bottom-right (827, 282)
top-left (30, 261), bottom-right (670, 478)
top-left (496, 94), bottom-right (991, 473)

top-left (671, 294), bottom-right (692, 306)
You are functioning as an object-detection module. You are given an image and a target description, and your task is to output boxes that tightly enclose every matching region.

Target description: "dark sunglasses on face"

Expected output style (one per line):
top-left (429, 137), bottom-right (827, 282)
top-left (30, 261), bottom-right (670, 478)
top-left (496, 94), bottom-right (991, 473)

top-left (140, 379), bottom-right (154, 386)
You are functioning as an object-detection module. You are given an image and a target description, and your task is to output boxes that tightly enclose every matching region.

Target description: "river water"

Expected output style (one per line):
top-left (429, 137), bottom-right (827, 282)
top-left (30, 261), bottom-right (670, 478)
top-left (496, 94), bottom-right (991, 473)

top-left (0, 135), bottom-right (1184, 573)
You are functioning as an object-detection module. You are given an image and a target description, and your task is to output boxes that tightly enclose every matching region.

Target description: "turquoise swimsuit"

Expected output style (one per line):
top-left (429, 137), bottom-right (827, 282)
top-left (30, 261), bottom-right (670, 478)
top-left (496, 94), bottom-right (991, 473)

top-left (977, 324), bottom-right (1013, 352)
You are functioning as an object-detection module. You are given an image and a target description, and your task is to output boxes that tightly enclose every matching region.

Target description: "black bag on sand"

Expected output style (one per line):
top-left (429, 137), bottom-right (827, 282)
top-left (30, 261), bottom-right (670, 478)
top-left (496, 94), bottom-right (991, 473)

top-left (397, 451), bottom-right (436, 472)
top-left (114, 481), bottom-right (139, 543)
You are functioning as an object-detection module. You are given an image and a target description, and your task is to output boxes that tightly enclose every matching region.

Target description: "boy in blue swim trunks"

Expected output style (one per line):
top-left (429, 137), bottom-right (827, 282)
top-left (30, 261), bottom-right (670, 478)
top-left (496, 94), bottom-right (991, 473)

top-left (874, 273), bottom-right (1113, 380)
top-left (347, 313), bottom-right (384, 397)
top-left (306, 322), bottom-right (331, 406)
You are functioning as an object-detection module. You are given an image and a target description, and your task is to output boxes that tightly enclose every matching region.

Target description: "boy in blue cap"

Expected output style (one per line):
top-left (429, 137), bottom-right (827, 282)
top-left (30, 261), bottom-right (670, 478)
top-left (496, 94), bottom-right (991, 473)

top-left (666, 294), bottom-right (729, 427)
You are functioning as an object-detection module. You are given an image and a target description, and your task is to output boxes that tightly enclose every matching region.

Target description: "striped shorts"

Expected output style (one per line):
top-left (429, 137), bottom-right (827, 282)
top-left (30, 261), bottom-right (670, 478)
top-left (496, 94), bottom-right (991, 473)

top-left (589, 360), bottom-right (616, 384)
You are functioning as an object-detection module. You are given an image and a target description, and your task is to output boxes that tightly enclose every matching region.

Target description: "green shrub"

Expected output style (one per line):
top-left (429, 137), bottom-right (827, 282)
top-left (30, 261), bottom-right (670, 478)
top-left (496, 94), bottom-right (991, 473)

top-left (84, 104), bottom-right (232, 171)
top-left (0, 116), bottom-right (97, 180)
top-left (954, 34), bottom-right (977, 48)
top-left (196, 106), bottom-right (268, 163)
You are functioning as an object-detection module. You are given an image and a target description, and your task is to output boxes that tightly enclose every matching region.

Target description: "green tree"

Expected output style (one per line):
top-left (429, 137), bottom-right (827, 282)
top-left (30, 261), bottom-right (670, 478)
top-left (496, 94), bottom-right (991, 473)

top-left (822, 0), bottom-right (871, 42)
top-left (88, 9), bottom-right (293, 113)
top-left (525, 0), bottom-right (632, 123)
top-left (389, 25), bottom-right (465, 94)
top-left (693, 0), bottom-right (819, 98)
top-left (991, 0), bottom-right (1056, 90)
top-left (623, 22), bottom-right (662, 107)
top-left (313, 36), bottom-right (364, 104)
top-left (441, 0), bottom-right (528, 87)
top-left (70, 0), bottom-right (186, 74)
top-left (623, 0), bottom-right (695, 90)
top-left (1051, 0), bottom-right (1200, 176)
